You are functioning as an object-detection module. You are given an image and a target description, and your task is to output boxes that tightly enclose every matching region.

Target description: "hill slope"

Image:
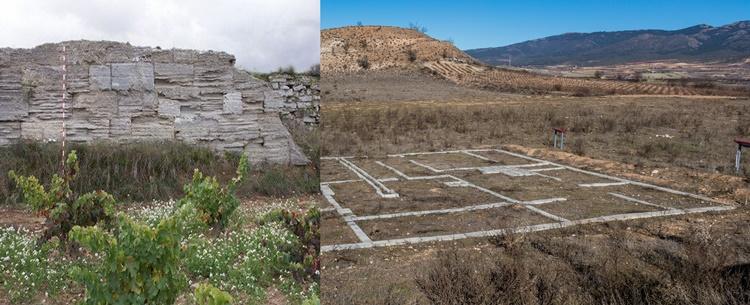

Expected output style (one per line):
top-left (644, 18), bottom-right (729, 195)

top-left (321, 26), bottom-right (476, 73)
top-left (466, 21), bottom-right (750, 66)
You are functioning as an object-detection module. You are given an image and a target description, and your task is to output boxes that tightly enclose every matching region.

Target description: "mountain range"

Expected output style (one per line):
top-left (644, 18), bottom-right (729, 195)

top-left (466, 21), bottom-right (750, 66)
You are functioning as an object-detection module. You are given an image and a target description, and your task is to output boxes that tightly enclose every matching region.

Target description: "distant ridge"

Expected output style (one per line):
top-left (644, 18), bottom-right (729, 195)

top-left (466, 21), bottom-right (750, 66)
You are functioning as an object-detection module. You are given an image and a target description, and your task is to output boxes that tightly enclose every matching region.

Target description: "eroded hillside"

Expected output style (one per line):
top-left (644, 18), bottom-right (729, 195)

top-left (321, 26), bottom-right (475, 73)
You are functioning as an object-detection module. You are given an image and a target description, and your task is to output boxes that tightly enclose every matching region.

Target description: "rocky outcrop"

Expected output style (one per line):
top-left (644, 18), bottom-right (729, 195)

top-left (0, 40), bottom-right (312, 165)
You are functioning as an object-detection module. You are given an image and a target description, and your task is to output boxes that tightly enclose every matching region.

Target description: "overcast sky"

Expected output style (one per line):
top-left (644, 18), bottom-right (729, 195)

top-left (0, 0), bottom-right (319, 72)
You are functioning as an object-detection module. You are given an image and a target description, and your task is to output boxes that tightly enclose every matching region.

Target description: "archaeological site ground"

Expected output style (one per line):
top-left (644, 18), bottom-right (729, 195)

top-left (320, 26), bottom-right (750, 305)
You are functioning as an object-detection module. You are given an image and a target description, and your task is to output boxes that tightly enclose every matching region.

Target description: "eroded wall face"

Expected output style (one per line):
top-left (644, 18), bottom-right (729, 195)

top-left (0, 41), bottom-right (314, 165)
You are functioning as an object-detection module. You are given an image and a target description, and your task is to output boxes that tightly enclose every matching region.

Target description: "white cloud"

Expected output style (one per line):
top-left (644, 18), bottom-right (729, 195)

top-left (0, 0), bottom-right (320, 72)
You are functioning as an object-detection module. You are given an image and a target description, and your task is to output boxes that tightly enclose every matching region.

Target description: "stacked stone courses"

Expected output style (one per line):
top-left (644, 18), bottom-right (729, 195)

top-left (0, 40), bottom-right (317, 165)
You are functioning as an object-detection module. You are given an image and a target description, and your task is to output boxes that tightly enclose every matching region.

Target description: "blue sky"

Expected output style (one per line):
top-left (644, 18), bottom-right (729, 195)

top-left (322, 0), bottom-right (749, 50)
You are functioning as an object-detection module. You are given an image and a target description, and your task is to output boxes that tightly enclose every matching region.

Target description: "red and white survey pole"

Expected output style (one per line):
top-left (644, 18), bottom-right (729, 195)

top-left (60, 44), bottom-right (67, 175)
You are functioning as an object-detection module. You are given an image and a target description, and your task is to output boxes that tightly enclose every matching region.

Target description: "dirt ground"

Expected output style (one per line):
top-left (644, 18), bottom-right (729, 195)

top-left (320, 70), bottom-right (750, 304)
top-left (322, 69), bottom-right (522, 103)
top-left (322, 206), bottom-right (750, 304)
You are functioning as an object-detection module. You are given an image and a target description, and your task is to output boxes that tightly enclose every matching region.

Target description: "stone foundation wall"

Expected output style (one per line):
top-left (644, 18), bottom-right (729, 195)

top-left (0, 41), bottom-right (313, 165)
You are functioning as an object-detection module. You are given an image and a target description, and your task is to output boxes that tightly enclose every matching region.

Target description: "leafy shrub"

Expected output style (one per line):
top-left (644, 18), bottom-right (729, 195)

top-left (8, 150), bottom-right (115, 244)
top-left (70, 214), bottom-right (187, 305)
top-left (194, 283), bottom-right (234, 305)
top-left (406, 49), bottom-right (418, 62)
top-left (259, 208), bottom-right (321, 281)
top-left (178, 155), bottom-right (248, 230)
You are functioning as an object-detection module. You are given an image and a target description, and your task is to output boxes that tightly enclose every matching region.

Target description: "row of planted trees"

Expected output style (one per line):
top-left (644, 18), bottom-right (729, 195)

top-left (8, 151), bottom-right (319, 304)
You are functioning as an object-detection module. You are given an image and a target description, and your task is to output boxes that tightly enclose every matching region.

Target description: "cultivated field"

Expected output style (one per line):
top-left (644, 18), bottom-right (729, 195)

top-left (425, 60), bottom-right (748, 96)
top-left (536, 60), bottom-right (750, 87)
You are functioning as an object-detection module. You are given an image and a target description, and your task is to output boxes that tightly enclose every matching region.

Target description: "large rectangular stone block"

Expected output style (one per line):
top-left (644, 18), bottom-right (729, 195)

top-left (117, 92), bottom-right (158, 115)
top-left (154, 63), bottom-right (193, 84)
top-left (129, 115), bottom-right (174, 140)
top-left (156, 85), bottom-right (200, 100)
top-left (0, 95), bottom-right (28, 121)
top-left (89, 65), bottom-right (111, 90)
top-left (71, 92), bottom-right (117, 117)
top-left (215, 113), bottom-right (260, 142)
top-left (67, 65), bottom-right (90, 93)
top-left (0, 122), bottom-right (21, 145)
top-left (66, 117), bottom-right (110, 142)
top-left (109, 117), bottom-right (131, 138)
top-left (157, 99), bottom-right (181, 118)
top-left (175, 115), bottom-right (219, 142)
top-left (21, 120), bottom-right (63, 141)
top-left (222, 92), bottom-right (243, 114)
top-left (111, 63), bottom-right (155, 91)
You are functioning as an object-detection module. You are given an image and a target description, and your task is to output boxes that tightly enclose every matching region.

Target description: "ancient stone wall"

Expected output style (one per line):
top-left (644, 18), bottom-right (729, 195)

top-left (266, 74), bottom-right (320, 125)
top-left (0, 41), bottom-right (312, 165)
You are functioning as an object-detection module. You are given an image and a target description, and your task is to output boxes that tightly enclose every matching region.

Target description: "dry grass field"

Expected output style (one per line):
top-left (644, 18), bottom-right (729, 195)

top-left (323, 94), bottom-right (750, 189)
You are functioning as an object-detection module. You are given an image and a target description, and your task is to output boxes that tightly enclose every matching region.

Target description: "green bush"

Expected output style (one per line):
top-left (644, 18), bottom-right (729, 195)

top-left (259, 208), bottom-right (321, 280)
top-left (8, 150), bottom-right (115, 244)
top-left (70, 213), bottom-right (187, 305)
top-left (194, 283), bottom-right (233, 305)
top-left (177, 156), bottom-right (248, 230)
